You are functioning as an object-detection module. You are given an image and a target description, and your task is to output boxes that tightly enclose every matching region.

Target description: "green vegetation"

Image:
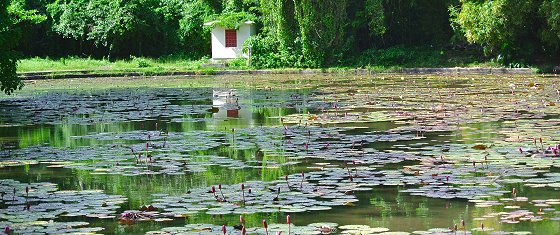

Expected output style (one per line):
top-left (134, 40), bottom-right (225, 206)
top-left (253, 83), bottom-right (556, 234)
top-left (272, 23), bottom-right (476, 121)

top-left (0, 0), bottom-right (44, 94)
top-left (1, 0), bottom-right (560, 94)
top-left (18, 56), bottom-right (213, 73)
top-left (450, 0), bottom-right (560, 66)
top-left (17, 46), bottom-right (498, 74)
top-left (350, 46), bottom-right (500, 69)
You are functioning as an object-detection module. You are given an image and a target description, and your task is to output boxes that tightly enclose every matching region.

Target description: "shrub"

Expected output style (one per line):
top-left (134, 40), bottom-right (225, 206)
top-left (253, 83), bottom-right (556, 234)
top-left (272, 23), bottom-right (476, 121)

top-left (226, 57), bottom-right (247, 68)
top-left (131, 57), bottom-right (152, 68)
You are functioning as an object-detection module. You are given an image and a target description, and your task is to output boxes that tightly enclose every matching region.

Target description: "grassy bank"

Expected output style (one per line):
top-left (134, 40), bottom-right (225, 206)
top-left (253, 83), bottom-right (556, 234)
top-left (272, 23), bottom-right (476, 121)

top-left (17, 56), bottom-right (241, 73)
top-left (17, 46), bottom-right (512, 75)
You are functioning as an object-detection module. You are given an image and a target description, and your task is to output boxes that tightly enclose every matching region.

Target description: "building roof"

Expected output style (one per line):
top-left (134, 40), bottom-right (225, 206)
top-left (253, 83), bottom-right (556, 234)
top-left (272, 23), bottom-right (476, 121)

top-left (203, 20), bottom-right (254, 27)
top-left (203, 21), bottom-right (219, 26)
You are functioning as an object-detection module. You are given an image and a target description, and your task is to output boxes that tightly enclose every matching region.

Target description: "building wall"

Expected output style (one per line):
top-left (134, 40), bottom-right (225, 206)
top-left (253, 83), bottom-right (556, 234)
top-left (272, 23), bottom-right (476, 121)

top-left (211, 24), bottom-right (255, 59)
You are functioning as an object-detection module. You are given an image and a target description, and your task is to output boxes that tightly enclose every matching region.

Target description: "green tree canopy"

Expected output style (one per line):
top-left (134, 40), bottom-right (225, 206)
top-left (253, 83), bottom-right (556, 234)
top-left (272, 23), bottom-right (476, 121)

top-left (250, 0), bottom-right (386, 68)
top-left (450, 0), bottom-right (560, 62)
top-left (0, 0), bottom-right (44, 94)
top-left (450, 0), bottom-right (535, 55)
top-left (540, 0), bottom-right (560, 48)
top-left (3, 0), bottom-right (560, 72)
top-left (48, 0), bottom-right (185, 57)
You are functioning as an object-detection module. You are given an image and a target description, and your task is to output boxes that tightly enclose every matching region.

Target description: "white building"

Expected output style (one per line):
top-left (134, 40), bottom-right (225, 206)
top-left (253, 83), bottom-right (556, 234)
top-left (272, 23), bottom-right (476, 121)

top-left (204, 20), bottom-right (256, 60)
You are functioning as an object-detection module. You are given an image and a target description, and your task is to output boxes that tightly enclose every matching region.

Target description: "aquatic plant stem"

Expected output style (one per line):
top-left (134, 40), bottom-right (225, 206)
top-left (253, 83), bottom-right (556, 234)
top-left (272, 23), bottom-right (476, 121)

top-left (461, 219), bottom-right (466, 235)
top-left (345, 161), bottom-right (353, 181)
top-left (285, 175), bottom-right (291, 191)
top-left (300, 172), bottom-right (304, 190)
top-left (263, 219), bottom-right (268, 235)
top-left (533, 138), bottom-right (539, 153)
top-left (145, 142), bottom-right (149, 161)
top-left (211, 186), bottom-right (217, 199)
top-left (287, 215), bottom-right (291, 234)
top-left (218, 184), bottom-right (226, 201)
top-left (241, 183), bottom-right (245, 204)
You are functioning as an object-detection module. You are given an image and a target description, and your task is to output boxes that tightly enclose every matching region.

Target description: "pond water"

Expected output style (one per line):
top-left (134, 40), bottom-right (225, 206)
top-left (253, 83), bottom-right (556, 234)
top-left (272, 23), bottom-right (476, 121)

top-left (0, 75), bottom-right (559, 234)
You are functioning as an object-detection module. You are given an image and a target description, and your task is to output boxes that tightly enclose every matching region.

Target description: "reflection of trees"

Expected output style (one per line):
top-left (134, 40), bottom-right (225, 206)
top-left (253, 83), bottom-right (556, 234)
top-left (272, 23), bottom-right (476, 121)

top-left (368, 189), bottom-right (435, 228)
top-left (370, 195), bottom-right (393, 217)
top-left (5, 121), bottom-right (143, 149)
top-left (213, 145), bottom-right (290, 182)
top-left (395, 190), bottom-right (414, 217)
top-left (452, 121), bottom-right (503, 145)
top-left (72, 165), bottom-right (269, 209)
top-left (415, 201), bottom-right (429, 217)
top-left (2, 88), bottom-right (310, 150)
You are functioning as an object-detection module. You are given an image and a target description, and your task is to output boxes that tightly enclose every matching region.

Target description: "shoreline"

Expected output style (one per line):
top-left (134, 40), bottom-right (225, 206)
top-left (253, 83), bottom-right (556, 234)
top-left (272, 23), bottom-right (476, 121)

top-left (19, 67), bottom-right (536, 80)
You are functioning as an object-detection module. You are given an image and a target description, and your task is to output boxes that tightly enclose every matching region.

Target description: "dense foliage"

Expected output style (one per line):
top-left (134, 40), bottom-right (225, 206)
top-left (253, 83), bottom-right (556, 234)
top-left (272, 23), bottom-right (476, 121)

top-left (450, 0), bottom-right (560, 64)
top-left (1, 0), bottom-right (560, 93)
top-left (0, 0), bottom-right (44, 94)
top-left (540, 0), bottom-right (560, 48)
top-left (10, 0), bottom-right (560, 66)
top-left (46, 0), bottom-right (209, 57)
top-left (247, 0), bottom-right (463, 68)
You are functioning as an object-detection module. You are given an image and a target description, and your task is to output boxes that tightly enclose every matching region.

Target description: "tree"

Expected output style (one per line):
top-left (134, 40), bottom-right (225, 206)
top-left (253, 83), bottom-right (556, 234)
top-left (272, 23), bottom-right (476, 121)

top-left (450, 0), bottom-right (540, 61)
top-left (540, 0), bottom-right (560, 49)
top-left (379, 0), bottom-right (456, 46)
top-left (177, 0), bottom-right (218, 58)
top-left (48, 0), bottom-right (146, 57)
top-left (0, 0), bottom-right (44, 94)
top-left (47, 0), bottom-right (224, 58)
top-left (252, 0), bottom-right (386, 68)
top-left (450, 0), bottom-right (560, 63)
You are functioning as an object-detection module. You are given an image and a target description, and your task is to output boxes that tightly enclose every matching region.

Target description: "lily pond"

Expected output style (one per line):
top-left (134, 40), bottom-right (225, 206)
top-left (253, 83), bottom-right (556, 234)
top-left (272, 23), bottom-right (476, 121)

top-left (0, 74), bottom-right (559, 235)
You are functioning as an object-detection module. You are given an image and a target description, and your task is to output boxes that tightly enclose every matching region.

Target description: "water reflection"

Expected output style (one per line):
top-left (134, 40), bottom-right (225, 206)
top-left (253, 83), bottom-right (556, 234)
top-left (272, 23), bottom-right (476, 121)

top-left (1, 84), bottom-right (559, 235)
top-left (0, 88), bottom-right (308, 149)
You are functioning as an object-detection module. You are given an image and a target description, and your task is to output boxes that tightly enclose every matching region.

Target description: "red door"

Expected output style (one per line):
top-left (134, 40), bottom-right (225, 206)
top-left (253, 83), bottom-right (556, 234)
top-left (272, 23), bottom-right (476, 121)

top-left (225, 29), bottom-right (237, 47)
